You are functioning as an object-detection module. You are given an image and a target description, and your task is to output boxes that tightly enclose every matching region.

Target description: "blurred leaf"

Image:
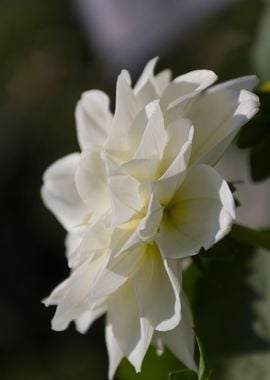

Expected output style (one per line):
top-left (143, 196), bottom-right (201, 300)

top-left (238, 88), bottom-right (270, 181)
top-left (197, 337), bottom-right (210, 380)
top-left (187, 239), bottom-right (270, 380)
top-left (117, 346), bottom-right (185, 380)
top-left (169, 369), bottom-right (198, 380)
top-left (252, 2), bottom-right (270, 81)
top-left (230, 224), bottom-right (270, 251)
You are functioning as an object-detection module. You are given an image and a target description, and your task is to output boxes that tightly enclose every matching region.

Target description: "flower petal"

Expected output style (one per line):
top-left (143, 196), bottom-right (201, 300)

top-left (122, 158), bottom-right (160, 182)
top-left (156, 165), bottom-right (235, 259)
top-left (134, 57), bottom-right (159, 93)
top-left (75, 147), bottom-right (109, 216)
top-left (134, 57), bottom-right (159, 106)
top-left (75, 90), bottom-right (112, 150)
top-left (50, 253), bottom-right (107, 331)
top-left (157, 292), bottom-right (197, 371)
top-left (65, 227), bottom-right (86, 268)
top-left (107, 281), bottom-right (153, 372)
top-left (75, 301), bottom-right (107, 334)
top-left (79, 215), bottom-right (111, 261)
top-left (105, 156), bottom-right (143, 226)
top-left (106, 316), bottom-right (124, 380)
top-left (90, 244), bottom-right (146, 300)
top-left (161, 119), bottom-right (193, 175)
top-left (155, 69), bottom-right (172, 95)
top-left (134, 101), bottom-right (166, 161)
top-left (106, 71), bottom-right (140, 155)
top-left (161, 70), bottom-right (217, 110)
top-left (41, 153), bottom-right (87, 231)
top-left (152, 119), bottom-right (193, 205)
top-left (187, 76), bottom-right (260, 164)
top-left (132, 244), bottom-right (181, 331)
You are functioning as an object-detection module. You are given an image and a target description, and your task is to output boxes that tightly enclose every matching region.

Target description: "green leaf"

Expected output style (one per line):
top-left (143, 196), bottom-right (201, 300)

top-left (252, 3), bottom-right (270, 81)
top-left (229, 224), bottom-right (270, 251)
top-left (196, 337), bottom-right (209, 380)
top-left (186, 239), bottom-right (270, 380)
top-left (117, 346), bottom-right (185, 380)
top-left (237, 88), bottom-right (270, 181)
top-left (169, 369), bottom-right (198, 380)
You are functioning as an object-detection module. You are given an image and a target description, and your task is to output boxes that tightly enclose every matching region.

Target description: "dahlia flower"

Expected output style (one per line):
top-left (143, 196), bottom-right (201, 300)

top-left (42, 58), bottom-right (259, 378)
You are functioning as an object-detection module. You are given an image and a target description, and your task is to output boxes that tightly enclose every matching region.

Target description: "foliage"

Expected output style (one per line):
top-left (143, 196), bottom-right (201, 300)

top-left (238, 87), bottom-right (270, 181)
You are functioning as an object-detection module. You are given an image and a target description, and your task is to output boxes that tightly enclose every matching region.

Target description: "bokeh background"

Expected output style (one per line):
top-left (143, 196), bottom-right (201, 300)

top-left (1, 0), bottom-right (270, 379)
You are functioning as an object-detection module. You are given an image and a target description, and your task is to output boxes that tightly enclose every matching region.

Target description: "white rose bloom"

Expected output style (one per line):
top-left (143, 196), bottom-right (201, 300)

top-left (41, 58), bottom-right (259, 378)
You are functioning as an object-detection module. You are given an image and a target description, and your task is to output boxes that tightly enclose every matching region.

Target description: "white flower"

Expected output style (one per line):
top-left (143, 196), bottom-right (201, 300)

top-left (41, 58), bottom-right (259, 378)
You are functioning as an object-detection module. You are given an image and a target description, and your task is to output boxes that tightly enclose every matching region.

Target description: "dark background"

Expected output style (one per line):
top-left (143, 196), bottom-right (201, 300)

top-left (1, 0), bottom-right (269, 379)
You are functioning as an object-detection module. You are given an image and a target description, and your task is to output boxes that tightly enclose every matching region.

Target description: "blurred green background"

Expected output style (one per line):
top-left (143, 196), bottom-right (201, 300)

top-left (1, 0), bottom-right (270, 379)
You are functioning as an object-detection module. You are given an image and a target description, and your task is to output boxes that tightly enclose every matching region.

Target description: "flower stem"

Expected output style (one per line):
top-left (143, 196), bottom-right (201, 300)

top-left (230, 223), bottom-right (270, 251)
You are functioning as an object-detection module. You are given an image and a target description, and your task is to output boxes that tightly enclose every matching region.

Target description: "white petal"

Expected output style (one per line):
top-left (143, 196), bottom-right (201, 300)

top-left (126, 108), bottom-right (148, 158)
top-left (51, 253), bottom-right (107, 331)
top-left (75, 301), bottom-right (107, 334)
top-left (155, 69), bottom-right (172, 95)
top-left (161, 70), bottom-right (217, 110)
top-left (106, 71), bottom-right (140, 155)
top-left (43, 278), bottom-right (70, 307)
top-left (41, 153), bottom-right (87, 231)
top-left (137, 193), bottom-right (163, 242)
top-left (91, 245), bottom-right (146, 299)
top-left (161, 119), bottom-right (193, 174)
top-left (187, 77), bottom-right (260, 165)
top-left (65, 227), bottom-right (86, 268)
top-left (158, 292), bottom-right (197, 371)
top-left (106, 316), bottom-right (124, 380)
top-left (209, 75), bottom-right (258, 93)
top-left (122, 158), bottom-right (160, 182)
top-left (152, 121), bottom-right (194, 205)
top-left (75, 147), bottom-right (109, 216)
top-left (107, 281), bottom-right (153, 372)
top-left (156, 165), bottom-right (235, 259)
top-left (75, 90), bottom-right (112, 150)
top-left (134, 101), bottom-right (166, 161)
top-left (105, 157), bottom-right (143, 226)
top-left (113, 193), bottom-right (163, 255)
top-left (79, 215), bottom-right (112, 261)
top-left (134, 57), bottom-right (159, 93)
top-left (132, 244), bottom-right (181, 331)
top-left (134, 58), bottom-right (159, 106)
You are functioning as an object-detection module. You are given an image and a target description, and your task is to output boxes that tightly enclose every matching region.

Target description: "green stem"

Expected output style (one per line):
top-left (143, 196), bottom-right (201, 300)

top-left (230, 224), bottom-right (270, 251)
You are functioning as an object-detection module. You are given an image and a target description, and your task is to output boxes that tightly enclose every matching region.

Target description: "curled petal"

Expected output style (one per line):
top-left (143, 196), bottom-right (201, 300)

top-left (161, 70), bottom-right (217, 110)
top-left (132, 245), bottom-right (181, 331)
top-left (187, 76), bottom-right (260, 165)
top-left (75, 147), bottom-right (109, 216)
top-left (105, 157), bottom-right (143, 226)
top-left (41, 153), bottom-right (87, 231)
top-left (106, 317), bottom-right (124, 380)
top-left (155, 292), bottom-right (197, 371)
top-left (65, 227), bottom-right (86, 268)
top-left (107, 281), bottom-right (154, 373)
top-left (106, 71), bottom-right (140, 155)
top-left (90, 245), bottom-right (146, 300)
top-left (156, 165), bottom-right (235, 259)
top-left (75, 301), bottom-right (107, 334)
top-left (155, 69), bottom-right (172, 95)
top-left (134, 101), bottom-right (166, 161)
top-left (49, 252), bottom-right (107, 331)
top-left (76, 90), bottom-right (112, 150)
top-left (134, 57), bottom-right (159, 106)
